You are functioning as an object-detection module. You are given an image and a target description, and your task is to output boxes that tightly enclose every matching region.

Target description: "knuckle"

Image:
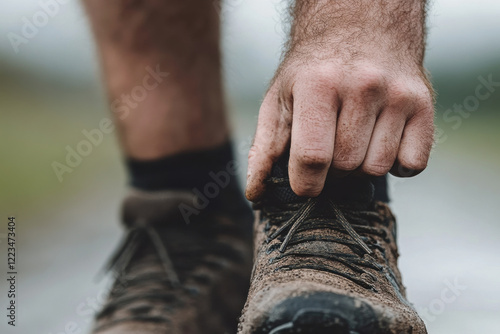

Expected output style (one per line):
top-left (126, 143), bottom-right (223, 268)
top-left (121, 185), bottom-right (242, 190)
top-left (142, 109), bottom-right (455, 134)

top-left (291, 181), bottom-right (323, 197)
top-left (313, 76), bottom-right (337, 95)
top-left (301, 67), bottom-right (339, 94)
top-left (399, 156), bottom-right (427, 173)
top-left (414, 87), bottom-right (433, 103)
top-left (362, 163), bottom-right (392, 176)
top-left (388, 81), bottom-right (433, 112)
top-left (388, 84), bottom-right (416, 107)
top-left (295, 106), bottom-right (331, 128)
top-left (333, 145), bottom-right (363, 171)
top-left (413, 87), bottom-right (434, 111)
top-left (355, 66), bottom-right (385, 93)
top-left (296, 148), bottom-right (332, 170)
top-left (332, 158), bottom-right (363, 171)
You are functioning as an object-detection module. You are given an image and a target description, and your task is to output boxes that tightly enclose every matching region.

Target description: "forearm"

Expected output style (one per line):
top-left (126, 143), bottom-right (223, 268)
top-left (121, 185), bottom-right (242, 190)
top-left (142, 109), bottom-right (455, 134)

top-left (287, 0), bottom-right (428, 66)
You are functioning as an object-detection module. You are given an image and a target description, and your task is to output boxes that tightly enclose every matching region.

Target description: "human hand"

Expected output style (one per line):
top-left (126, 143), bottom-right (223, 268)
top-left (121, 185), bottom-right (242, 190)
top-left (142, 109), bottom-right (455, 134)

top-left (246, 1), bottom-right (434, 201)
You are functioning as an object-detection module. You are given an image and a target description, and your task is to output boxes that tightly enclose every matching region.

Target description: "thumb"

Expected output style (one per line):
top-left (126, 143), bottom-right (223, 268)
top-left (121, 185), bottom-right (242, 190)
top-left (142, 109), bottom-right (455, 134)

top-left (246, 84), bottom-right (291, 201)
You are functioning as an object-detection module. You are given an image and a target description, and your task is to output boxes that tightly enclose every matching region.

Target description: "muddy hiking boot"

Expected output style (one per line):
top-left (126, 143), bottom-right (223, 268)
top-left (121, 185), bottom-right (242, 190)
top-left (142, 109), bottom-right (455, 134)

top-left (92, 188), bottom-right (253, 334)
top-left (238, 156), bottom-right (427, 334)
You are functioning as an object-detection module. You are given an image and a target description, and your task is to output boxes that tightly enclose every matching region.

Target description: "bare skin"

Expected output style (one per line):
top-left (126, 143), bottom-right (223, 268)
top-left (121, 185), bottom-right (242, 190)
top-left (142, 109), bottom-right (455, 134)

top-left (83, 0), bottom-right (228, 159)
top-left (246, 0), bottom-right (435, 200)
top-left (84, 0), bottom-right (434, 198)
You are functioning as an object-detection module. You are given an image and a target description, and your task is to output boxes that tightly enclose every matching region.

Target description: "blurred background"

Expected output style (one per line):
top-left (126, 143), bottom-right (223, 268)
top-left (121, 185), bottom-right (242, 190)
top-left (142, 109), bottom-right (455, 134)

top-left (0, 0), bottom-right (499, 333)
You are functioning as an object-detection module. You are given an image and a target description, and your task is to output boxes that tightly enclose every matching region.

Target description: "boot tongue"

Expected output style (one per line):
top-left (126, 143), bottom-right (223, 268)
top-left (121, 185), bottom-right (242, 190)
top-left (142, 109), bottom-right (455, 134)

top-left (267, 154), bottom-right (374, 206)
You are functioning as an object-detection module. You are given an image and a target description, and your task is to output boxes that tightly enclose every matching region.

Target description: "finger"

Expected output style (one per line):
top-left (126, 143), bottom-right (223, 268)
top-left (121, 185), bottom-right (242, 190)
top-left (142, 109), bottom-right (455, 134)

top-left (389, 85), bottom-right (435, 177)
top-left (391, 110), bottom-right (434, 177)
top-left (246, 83), bottom-right (292, 201)
top-left (361, 109), bottom-right (406, 176)
top-left (289, 78), bottom-right (338, 197)
top-left (331, 86), bottom-right (383, 173)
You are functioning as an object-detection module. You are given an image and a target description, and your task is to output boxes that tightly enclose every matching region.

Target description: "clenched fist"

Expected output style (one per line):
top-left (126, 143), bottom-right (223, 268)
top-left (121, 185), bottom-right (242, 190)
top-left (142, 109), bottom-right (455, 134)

top-left (246, 0), bottom-right (434, 201)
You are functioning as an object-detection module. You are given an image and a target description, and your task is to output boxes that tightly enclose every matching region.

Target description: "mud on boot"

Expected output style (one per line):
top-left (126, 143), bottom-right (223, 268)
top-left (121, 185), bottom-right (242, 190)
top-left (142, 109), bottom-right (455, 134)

top-left (238, 156), bottom-right (427, 334)
top-left (92, 188), bottom-right (253, 334)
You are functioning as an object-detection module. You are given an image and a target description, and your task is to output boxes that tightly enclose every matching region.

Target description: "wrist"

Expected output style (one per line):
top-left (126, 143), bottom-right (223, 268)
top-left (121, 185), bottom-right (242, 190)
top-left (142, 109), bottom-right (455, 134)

top-left (288, 0), bottom-right (427, 66)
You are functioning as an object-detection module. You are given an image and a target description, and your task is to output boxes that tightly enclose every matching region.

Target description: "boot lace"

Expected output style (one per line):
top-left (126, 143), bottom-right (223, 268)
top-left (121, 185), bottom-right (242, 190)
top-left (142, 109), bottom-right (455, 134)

top-left (94, 218), bottom-right (243, 329)
top-left (93, 221), bottom-right (184, 328)
top-left (258, 177), bottom-right (392, 291)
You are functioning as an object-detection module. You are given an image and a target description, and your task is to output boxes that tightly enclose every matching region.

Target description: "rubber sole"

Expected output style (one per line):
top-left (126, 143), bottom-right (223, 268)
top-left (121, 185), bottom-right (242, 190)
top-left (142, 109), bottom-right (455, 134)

top-left (268, 308), bottom-right (351, 334)
top-left (253, 292), bottom-right (380, 334)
